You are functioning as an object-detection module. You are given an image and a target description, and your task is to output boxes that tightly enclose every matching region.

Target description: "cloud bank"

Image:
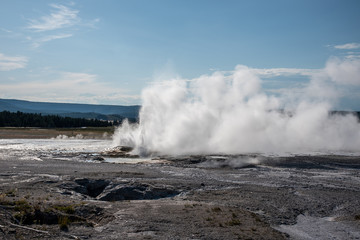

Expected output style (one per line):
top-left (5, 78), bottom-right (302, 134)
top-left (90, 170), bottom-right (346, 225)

top-left (250, 68), bottom-right (318, 78)
top-left (0, 71), bottom-right (140, 104)
top-left (0, 53), bottom-right (28, 71)
top-left (113, 57), bottom-right (360, 156)
top-left (334, 43), bottom-right (360, 50)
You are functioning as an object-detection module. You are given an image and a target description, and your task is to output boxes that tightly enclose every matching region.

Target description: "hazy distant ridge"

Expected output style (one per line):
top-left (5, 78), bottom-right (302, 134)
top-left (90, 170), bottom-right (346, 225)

top-left (0, 99), bottom-right (140, 121)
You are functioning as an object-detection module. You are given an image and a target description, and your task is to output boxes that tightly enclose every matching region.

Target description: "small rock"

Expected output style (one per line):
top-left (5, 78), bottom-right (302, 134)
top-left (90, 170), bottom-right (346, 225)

top-left (93, 156), bottom-right (105, 161)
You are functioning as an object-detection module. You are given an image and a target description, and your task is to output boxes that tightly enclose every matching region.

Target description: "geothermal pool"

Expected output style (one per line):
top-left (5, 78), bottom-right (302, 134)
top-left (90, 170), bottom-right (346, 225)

top-left (1, 138), bottom-right (360, 165)
top-left (0, 138), bottom-right (154, 164)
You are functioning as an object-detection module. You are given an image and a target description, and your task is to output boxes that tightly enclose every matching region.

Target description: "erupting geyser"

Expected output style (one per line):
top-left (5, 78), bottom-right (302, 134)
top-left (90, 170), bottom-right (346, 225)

top-left (113, 57), bottom-right (360, 156)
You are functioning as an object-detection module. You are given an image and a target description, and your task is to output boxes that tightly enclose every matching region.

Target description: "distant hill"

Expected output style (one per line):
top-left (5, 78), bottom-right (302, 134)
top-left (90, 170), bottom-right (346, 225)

top-left (0, 99), bottom-right (140, 121)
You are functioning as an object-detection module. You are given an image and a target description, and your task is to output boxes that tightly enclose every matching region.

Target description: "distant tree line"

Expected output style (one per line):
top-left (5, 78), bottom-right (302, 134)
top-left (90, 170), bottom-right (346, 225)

top-left (0, 111), bottom-right (121, 128)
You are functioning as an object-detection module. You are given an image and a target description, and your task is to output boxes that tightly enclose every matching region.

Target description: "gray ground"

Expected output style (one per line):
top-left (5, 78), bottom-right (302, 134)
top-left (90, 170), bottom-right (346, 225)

top-left (1, 150), bottom-right (360, 239)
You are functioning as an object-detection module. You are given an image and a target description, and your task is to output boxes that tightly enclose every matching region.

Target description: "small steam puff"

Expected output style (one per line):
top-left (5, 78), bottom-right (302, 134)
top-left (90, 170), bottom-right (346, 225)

top-left (53, 134), bottom-right (84, 140)
top-left (113, 57), bottom-right (360, 156)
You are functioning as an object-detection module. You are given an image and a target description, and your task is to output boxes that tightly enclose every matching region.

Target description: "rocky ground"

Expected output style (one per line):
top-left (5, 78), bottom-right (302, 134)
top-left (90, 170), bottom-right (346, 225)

top-left (1, 149), bottom-right (360, 239)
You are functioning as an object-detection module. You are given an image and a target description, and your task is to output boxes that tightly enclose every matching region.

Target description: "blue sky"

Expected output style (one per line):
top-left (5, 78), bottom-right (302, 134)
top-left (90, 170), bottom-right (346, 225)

top-left (0, 0), bottom-right (360, 109)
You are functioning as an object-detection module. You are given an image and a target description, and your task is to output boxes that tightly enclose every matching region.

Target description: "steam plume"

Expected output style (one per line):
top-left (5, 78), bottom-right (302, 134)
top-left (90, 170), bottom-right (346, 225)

top-left (113, 57), bottom-right (360, 156)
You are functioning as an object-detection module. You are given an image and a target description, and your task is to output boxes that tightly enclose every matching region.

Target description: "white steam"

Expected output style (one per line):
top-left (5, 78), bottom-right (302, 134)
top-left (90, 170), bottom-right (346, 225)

top-left (113, 57), bottom-right (360, 156)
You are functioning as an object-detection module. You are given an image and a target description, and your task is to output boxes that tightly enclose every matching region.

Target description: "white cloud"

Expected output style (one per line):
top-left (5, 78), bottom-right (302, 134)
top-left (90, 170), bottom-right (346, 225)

top-left (0, 28), bottom-right (12, 33)
top-left (26, 4), bottom-right (98, 48)
top-left (61, 72), bottom-right (97, 84)
top-left (250, 68), bottom-right (319, 78)
top-left (32, 33), bottom-right (73, 48)
top-left (219, 67), bottom-right (320, 80)
top-left (27, 4), bottom-right (79, 32)
top-left (0, 71), bottom-right (140, 104)
top-left (84, 18), bottom-right (101, 29)
top-left (334, 43), bottom-right (360, 50)
top-left (0, 53), bottom-right (28, 71)
top-left (345, 53), bottom-right (360, 60)
top-left (41, 33), bottom-right (73, 42)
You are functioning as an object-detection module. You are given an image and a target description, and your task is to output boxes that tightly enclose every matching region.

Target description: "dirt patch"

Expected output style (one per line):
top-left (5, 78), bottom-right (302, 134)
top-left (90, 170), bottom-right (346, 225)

top-left (109, 200), bottom-right (288, 240)
top-left (0, 195), bottom-right (114, 239)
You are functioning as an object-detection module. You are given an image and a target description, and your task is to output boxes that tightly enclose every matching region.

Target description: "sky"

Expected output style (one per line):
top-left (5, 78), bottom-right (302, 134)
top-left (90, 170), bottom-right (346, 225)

top-left (0, 0), bottom-right (360, 109)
